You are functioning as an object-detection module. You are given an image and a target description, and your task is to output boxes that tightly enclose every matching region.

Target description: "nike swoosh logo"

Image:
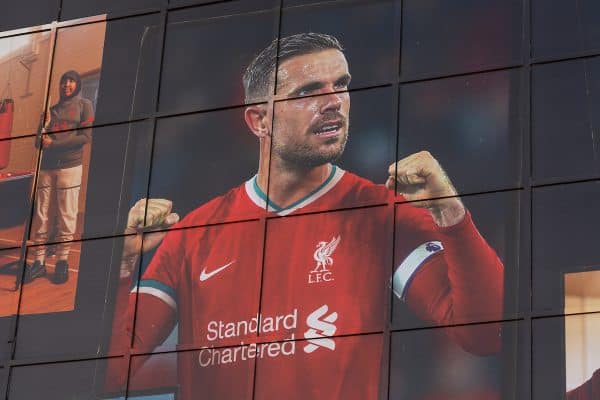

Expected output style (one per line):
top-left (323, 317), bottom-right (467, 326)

top-left (199, 261), bottom-right (235, 282)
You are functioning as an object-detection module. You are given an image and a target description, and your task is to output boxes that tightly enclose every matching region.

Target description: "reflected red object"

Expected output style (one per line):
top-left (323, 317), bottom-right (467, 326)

top-left (0, 99), bottom-right (15, 169)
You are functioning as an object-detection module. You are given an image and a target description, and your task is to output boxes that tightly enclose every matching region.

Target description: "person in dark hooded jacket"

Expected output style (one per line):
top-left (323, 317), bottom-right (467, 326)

top-left (25, 70), bottom-right (94, 284)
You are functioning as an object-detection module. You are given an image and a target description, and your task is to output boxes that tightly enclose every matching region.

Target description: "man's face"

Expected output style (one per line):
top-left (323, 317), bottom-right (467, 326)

top-left (60, 78), bottom-right (77, 97)
top-left (271, 49), bottom-right (351, 169)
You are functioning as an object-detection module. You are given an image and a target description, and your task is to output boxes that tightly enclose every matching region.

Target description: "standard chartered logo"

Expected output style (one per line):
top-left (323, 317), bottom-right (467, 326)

top-left (198, 305), bottom-right (338, 368)
top-left (303, 304), bottom-right (338, 353)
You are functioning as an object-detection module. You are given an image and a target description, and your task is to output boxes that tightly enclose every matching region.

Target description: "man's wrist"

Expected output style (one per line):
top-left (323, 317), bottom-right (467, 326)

top-left (429, 197), bottom-right (466, 227)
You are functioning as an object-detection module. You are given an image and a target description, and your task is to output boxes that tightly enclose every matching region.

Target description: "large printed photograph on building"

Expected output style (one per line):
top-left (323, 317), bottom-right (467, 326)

top-left (0, 18), bottom-right (105, 317)
top-left (107, 5), bottom-right (516, 396)
top-left (565, 271), bottom-right (600, 399)
top-left (0, 1), bottom-right (533, 399)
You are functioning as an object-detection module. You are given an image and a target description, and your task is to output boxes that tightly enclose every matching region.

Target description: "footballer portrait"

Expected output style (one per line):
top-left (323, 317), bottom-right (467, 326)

top-left (103, 31), bottom-right (507, 400)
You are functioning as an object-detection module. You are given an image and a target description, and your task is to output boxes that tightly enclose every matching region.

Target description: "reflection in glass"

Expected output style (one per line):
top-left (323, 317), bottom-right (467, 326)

top-left (8, 357), bottom-right (127, 400)
top-left (159, 5), bottom-right (277, 112)
top-left (19, 242), bottom-right (82, 315)
top-left (390, 322), bottom-right (519, 400)
top-left (254, 334), bottom-right (383, 400)
top-left (565, 270), bottom-right (600, 315)
top-left (130, 220), bottom-right (264, 353)
top-left (15, 236), bottom-right (134, 360)
top-left (565, 313), bottom-right (600, 397)
top-left (401, 0), bottom-right (522, 80)
top-left (0, 31), bottom-right (52, 137)
top-left (398, 69), bottom-right (522, 196)
top-left (0, 136), bottom-right (37, 250)
top-left (279, 0), bottom-right (398, 90)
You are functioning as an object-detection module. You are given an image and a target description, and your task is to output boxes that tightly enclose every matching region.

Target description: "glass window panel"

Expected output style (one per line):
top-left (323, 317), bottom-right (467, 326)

top-left (15, 235), bottom-right (136, 360)
top-left (278, 0), bottom-right (400, 92)
top-left (158, 3), bottom-right (278, 113)
top-left (0, 136), bottom-right (38, 250)
top-left (392, 190), bottom-right (523, 330)
top-left (401, 0), bottom-right (523, 80)
top-left (30, 122), bottom-right (152, 246)
top-left (81, 121), bottom-right (152, 240)
top-left (0, 31), bottom-right (53, 137)
top-left (48, 21), bottom-right (106, 130)
top-left (254, 334), bottom-right (384, 400)
top-left (169, 0), bottom-right (276, 9)
top-left (133, 220), bottom-right (264, 353)
top-left (260, 207), bottom-right (392, 343)
top-left (0, 0), bottom-right (58, 32)
top-left (81, 14), bottom-right (161, 124)
top-left (8, 357), bottom-right (128, 400)
top-left (0, 248), bottom-right (21, 364)
top-left (0, 368), bottom-right (7, 400)
top-left (267, 87), bottom-right (397, 215)
top-left (533, 314), bottom-right (600, 399)
top-left (532, 57), bottom-right (600, 183)
top-left (61, 0), bottom-right (164, 20)
top-left (128, 349), bottom-right (254, 399)
top-left (532, 0), bottom-right (600, 60)
top-left (398, 69), bottom-right (523, 196)
top-left (390, 321), bottom-right (524, 400)
top-left (533, 181), bottom-right (600, 315)
top-left (148, 106), bottom-right (266, 229)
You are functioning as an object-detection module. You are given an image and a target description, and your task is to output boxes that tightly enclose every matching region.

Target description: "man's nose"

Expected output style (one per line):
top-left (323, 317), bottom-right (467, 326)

top-left (319, 89), bottom-right (343, 113)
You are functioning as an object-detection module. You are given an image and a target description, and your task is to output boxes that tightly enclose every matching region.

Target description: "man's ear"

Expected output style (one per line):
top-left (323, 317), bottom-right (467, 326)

top-left (244, 105), bottom-right (270, 138)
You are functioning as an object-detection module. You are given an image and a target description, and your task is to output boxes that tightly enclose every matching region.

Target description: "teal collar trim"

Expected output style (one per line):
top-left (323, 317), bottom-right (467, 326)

top-left (249, 164), bottom-right (341, 214)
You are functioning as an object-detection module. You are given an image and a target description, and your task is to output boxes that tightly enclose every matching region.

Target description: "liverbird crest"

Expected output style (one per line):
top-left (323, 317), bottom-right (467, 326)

top-left (312, 235), bottom-right (341, 273)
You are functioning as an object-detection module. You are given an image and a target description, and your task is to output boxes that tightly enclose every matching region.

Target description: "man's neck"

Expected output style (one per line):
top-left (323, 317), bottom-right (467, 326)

top-left (256, 162), bottom-right (333, 210)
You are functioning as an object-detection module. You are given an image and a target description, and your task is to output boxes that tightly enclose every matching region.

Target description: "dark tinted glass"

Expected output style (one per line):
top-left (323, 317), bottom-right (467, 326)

top-left (8, 357), bottom-right (128, 400)
top-left (14, 236), bottom-right (137, 361)
top-left (0, 136), bottom-right (37, 250)
top-left (61, 0), bottom-right (164, 20)
top-left (392, 190), bottom-right (524, 330)
top-left (532, 57), bottom-right (600, 183)
top-left (254, 334), bottom-right (384, 400)
top-left (82, 122), bottom-right (153, 239)
top-left (0, 0), bottom-right (58, 31)
top-left (0, 368), bottom-right (6, 399)
top-left (398, 68), bottom-right (523, 196)
top-left (133, 220), bottom-right (264, 353)
top-left (532, 0), bottom-right (600, 60)
top-left (532, 314), bottom-right (600, 399)
top-left (0, 248), bottom-right (21, 363)
top-left (149, 106), bottom-right (265, 228)
top-left (260, 207), bottom-right (391, 342)
top-left (93, 14), bottom-right (162, 123)
top-left (390, 321), bottom-right (525, 400)
top-left (533, 181), bottom-right (600, 315)
top-left (159, 4), bottom-right (278, 113)
top-left (169, 0), bottom-right (277, 9)
top-left (278, 0), bottom-right (400, 92)
top-left (401, 0), bottom-right (523, 80)
top-left (0, 31), bottom-right (53, 137)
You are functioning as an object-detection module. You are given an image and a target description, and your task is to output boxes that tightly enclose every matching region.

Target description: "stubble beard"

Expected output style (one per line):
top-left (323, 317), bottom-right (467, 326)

top-left (273, 128), bottom-right (349, 170)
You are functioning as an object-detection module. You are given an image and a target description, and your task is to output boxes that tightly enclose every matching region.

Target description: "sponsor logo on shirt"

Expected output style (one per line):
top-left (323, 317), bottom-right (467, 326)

top-left (309, 235), bottom-right (341, 284)
top-left (303, 304), bottom-right (338, 353)
top-left (199, 304), bottom-right (338, 367)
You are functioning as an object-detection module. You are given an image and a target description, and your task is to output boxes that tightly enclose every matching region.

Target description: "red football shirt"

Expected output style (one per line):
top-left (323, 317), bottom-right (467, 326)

top-left (123, 165), bottom-right (503, 399)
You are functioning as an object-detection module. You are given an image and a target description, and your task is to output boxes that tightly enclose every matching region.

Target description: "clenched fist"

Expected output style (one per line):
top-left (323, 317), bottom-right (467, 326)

top-left (386, 151), bottom-right (465, 227)
top-left (121, 199), bottom-right (180, 275)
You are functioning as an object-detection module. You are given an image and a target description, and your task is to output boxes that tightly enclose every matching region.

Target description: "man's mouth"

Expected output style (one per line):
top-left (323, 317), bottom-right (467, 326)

top-left (313, 120), bottom-right (344, 138)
